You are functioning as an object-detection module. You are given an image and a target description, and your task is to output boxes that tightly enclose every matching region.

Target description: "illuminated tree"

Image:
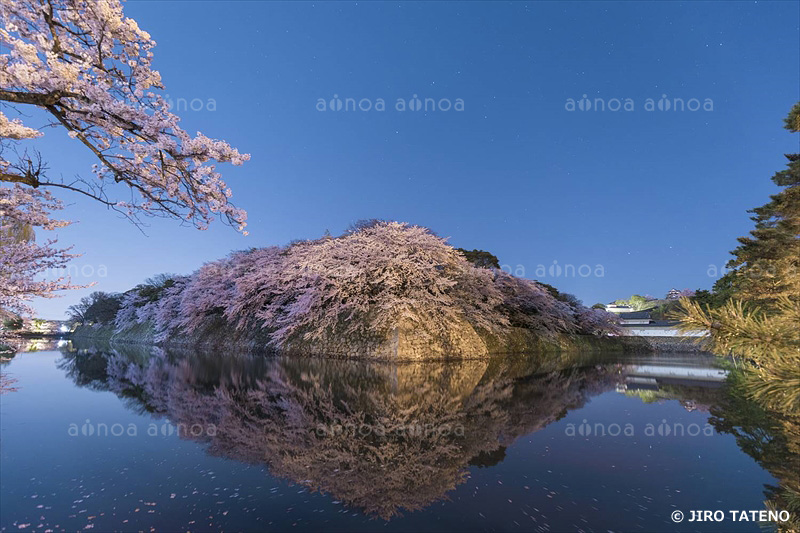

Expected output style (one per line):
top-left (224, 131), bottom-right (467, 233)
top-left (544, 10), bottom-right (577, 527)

top-left (0, 184), bottom-right (77, 315)
top-left (1, 0), bottom-right (249, 315)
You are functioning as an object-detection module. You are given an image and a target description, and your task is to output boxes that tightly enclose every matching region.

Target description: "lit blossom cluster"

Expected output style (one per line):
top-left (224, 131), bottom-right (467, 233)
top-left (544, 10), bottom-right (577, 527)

top-left (0, 112), bottom-right (41, 140)
top-left (575, 307), bottom-right (623, 336)
top-left (0, 185), bottom-right (79, 315)
top-left (1, 0), bottom-right (249, 230)
top-left (112, 222), bottom-right (621, 348)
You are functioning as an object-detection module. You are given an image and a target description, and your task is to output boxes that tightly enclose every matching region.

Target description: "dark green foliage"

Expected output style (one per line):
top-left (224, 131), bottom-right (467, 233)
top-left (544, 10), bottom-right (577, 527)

top-left (456, 249), bottom-right (500, 269)
top-left (690, 290), bottom-right (714, 309)
top-left (344, 219), bottom-right (389, 236)
top-left (689, 103), bottom-right (799, 308)
top-left (535, 282), bottom-right (582, 307)
top-left (686, 273), bottom-right (738, 311)
top-left (68, 292), bottom-right (124, 325)
top-left (556, 292), bottom-right (582, 307)
top-left (536, 282), bottom-right (561, 300)
top-left (134, 274), bottom-right (177, 304)
top-left (647, 304), bottom-right (667, 320)
top-left (690, 280), bottom-right (734, 310)
top-left (711, 271), bottom-right (737, 302)
top-left (677, 106), bottom-right (800, 531)
top-left (136, 280), bottom-right (174, 303)
top-left (84, 293), bottom-right (123, 324)
top-left (724, 102), bottom-right (800, 304)
top-left (2, 315), bottom-right (23, 330)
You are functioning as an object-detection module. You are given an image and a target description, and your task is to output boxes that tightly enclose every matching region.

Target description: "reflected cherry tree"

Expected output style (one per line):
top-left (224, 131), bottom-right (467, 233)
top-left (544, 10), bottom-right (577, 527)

top-left (58, 345), bottom-right (731, 520)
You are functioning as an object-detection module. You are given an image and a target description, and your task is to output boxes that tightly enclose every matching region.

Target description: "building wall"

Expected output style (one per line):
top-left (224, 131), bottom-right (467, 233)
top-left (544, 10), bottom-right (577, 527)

top-left (623, 327), bottom-right (707, 337)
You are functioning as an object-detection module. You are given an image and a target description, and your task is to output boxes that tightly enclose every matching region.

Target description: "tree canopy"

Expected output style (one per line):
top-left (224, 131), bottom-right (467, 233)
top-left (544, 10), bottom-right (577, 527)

top-left (456, 249), bottom-right (500, 269)
top-left (1, 0), bottom-right (249, 229)
top-left (103, 222), bottom-right (621, 349)
top-left (724, 102), bottom-right (800, 304)
top-left (1, 0), bottom-right (249, 317)
top-left (67, 291), bottom-right (123, 324)
top-left (679, 102), bottom-right (800, 416)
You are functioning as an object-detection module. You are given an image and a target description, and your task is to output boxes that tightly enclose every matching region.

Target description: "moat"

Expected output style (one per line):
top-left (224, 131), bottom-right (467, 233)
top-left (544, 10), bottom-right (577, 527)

top-left (0, 342), bottom-right (792, 532)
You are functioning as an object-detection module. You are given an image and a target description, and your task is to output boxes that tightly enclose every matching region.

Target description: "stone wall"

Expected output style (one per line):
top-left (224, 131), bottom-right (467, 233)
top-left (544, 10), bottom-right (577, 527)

top-left (73, 319), bottom-right (657, 361)
top-left (637, 335), bottom-right (711, 353)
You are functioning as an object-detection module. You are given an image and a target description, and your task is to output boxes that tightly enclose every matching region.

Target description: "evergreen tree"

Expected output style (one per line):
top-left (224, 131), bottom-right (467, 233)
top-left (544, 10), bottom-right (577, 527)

top-left (679, 105), bottom-right (800, 532)
top-left (456, 249), bottom-right (501, 269)
top-left (726, 102), bottom-right (800, 304)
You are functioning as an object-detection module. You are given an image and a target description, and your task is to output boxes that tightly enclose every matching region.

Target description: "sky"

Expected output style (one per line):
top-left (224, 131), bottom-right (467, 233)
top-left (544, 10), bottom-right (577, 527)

top-left (19, 0), bottom-right (800, 318)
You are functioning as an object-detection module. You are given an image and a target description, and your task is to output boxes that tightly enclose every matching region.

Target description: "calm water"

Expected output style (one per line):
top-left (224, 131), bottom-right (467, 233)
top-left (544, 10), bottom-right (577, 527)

top-left (0, 341), bottom-right (790, 532)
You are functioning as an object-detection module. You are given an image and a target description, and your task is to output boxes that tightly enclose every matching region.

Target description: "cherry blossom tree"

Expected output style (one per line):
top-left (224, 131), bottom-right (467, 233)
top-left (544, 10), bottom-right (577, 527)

top-left (222, 247), bottom-right (285, 329)
top-left (170, 258), bottom-right (238, 334)
top-left (110, 221), bottom-right (619, 350)
top-left (493, 270), bottom-right (577, 335)
top-left (253, 222), bottom-right (507, 346)
top-left (575, 306), bottom-right (622, 336)
top-left (1, 0), bottom-right (249, 315)
top-left (0, 184), bottom-right (78, 315)
top-left (1, 0), bottom-right (249, 228)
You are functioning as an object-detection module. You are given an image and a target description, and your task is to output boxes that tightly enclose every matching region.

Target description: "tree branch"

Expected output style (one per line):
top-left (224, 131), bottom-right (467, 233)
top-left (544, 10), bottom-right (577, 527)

top-left (0, 171), bottom-right (39, 187)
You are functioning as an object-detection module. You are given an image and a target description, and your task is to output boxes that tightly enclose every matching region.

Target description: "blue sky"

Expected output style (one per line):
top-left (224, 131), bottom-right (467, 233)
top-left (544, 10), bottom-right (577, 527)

top-left (25, 0), bottom-right (800, 317)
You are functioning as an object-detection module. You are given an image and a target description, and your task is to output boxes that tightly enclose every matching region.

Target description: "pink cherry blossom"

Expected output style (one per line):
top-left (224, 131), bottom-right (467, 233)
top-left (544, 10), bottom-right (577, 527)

top-left (1, 0), bottom-right (249, 316)
top-left (0, 184), bottom-right (82, 316)
top-left (1, 0), bottom-right (249, 230)
top-left (114, 222), bottom-right (620, 349)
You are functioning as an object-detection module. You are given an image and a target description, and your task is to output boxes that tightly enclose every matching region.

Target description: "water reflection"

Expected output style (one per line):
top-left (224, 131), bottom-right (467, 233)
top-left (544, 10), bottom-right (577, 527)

top-left (707, 370), bottom-right (800, 531)
top-left (56, 343), bottom-right (742, 520)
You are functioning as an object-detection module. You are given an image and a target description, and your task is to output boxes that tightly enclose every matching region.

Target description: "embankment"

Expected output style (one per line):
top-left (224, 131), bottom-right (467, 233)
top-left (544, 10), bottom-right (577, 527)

top-left (68, 321), bottom-right (694, 361)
